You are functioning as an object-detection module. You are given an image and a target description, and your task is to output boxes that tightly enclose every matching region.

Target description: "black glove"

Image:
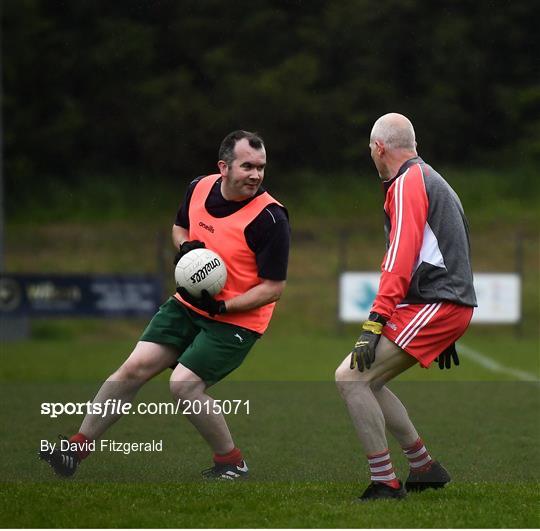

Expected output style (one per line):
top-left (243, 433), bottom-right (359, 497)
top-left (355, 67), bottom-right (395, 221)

top-left (173, 240), bottom-right (206, 266)
top-left (436, 343), bottom-right (459, 369)
top-left (177, 287), bottom-right (226, 317)
top-left (350, 313), bottom-right (386, 372)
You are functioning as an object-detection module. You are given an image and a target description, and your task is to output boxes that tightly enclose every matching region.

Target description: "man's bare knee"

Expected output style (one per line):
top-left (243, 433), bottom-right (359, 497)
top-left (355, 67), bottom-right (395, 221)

top-left (335, 361), bottom-right (373, 401)
top-left (335, 337), bottom-right (415, 399)
top-left (111, 361), bottom-right (152, 382)
top-left (335, 357), bottom-right (376, 383)
top-left (111, 342), bottom-right (177, 382)
top-left (170, 379), bottom-right (202, 400)
top-left (335, 363), bottom-right (354, 383)
top-left (169, 364), bottom-right (205, 400)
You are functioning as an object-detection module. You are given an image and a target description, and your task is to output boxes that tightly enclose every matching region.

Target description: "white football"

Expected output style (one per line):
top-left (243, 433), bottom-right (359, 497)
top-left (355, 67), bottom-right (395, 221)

top-left (175, 248), bottom-right (227, 298)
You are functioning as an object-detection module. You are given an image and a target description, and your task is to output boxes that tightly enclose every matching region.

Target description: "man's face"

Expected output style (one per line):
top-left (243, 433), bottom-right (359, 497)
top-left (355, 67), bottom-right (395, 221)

top-left (219, 138), bottom-right (267, 201)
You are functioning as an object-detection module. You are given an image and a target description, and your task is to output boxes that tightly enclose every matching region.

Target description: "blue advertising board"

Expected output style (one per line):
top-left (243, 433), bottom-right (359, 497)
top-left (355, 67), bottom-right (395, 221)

top-left (0, 274), bottom-right (163, 317)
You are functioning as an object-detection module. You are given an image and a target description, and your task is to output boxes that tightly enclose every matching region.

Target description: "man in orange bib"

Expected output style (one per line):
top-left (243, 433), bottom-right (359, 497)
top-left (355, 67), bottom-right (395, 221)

top-left (39, 131), bottom-right (290, 480)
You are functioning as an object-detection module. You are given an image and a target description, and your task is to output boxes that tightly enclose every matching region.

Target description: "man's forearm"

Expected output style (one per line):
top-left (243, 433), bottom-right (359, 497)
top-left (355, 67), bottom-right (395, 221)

top-left (224, 280), bottom-right (286, 313)
top-left (172, 225), bottom-right (189, 249)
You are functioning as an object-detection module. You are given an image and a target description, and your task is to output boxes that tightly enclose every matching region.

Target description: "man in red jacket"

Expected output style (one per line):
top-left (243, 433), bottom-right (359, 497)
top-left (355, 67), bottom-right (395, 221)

top-left (39, 131), bottom-right (290, 480)
top-left (335, 113), bottom-right (476, 501)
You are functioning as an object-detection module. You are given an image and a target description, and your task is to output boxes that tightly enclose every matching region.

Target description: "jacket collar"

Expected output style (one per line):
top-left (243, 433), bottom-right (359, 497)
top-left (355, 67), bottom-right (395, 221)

top-left (383, 156), bottom-right (423, 192)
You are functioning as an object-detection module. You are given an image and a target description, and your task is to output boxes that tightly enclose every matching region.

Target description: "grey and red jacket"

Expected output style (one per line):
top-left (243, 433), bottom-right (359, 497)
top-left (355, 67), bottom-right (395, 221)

top-left (371, 157), bottom-right (477, 320)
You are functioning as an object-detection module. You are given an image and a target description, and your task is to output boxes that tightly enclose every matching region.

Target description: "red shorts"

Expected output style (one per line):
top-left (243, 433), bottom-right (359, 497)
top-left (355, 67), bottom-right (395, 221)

top-left (382, 302), bottom-right (474, 368)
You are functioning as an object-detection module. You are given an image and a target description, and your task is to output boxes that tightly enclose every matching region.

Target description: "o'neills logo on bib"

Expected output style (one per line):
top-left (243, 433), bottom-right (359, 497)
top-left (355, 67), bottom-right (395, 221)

top-left (199, 221), bottom-right (214, 233)
top-left (190, 258), bottom-right (221, 284)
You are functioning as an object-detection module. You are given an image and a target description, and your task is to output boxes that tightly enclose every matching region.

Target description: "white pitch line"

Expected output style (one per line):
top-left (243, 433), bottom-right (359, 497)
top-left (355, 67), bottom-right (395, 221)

top-left (457, 342), bottom-right (540, 382)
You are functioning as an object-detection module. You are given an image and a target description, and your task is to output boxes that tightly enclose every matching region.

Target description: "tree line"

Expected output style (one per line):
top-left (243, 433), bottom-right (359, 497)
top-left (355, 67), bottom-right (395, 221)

top-left (3, 0), bottom-right (538, 198)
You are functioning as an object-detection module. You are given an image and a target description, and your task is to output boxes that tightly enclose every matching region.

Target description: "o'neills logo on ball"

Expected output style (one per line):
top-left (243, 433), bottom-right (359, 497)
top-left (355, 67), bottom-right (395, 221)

top-left (190, 258), bottom-right (221, 284)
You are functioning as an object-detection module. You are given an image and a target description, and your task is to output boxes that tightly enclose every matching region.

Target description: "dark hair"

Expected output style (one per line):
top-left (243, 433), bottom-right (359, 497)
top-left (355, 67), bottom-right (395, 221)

top-left (218, 130), bottom-right (264, 166)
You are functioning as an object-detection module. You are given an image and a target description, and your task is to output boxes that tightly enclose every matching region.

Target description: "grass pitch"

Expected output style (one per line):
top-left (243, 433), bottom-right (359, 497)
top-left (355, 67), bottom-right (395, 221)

top-left (1, 482), bottom-right (538, 528)
top-left (1, 323), bottom-right (538, 528)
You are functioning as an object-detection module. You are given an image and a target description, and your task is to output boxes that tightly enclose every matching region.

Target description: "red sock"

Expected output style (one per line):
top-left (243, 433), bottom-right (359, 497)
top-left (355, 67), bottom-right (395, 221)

top-left (402, 437), bottom-right (433, 472)
top-left (69, 433), bottom-right (93, 460)
top-left (367, 449), bottom-right (400, 489)
top-left (213, 447), bottom-right (243, 466)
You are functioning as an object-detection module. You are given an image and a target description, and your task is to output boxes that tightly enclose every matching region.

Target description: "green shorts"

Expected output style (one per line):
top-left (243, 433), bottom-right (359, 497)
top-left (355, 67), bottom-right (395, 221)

top-left (140, 298), bottom-right (259, 385)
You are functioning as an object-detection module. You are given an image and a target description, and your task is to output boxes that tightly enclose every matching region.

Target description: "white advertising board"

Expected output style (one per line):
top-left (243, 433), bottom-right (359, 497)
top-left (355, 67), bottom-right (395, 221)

top-left (339, 272), bottom-right (521, 324)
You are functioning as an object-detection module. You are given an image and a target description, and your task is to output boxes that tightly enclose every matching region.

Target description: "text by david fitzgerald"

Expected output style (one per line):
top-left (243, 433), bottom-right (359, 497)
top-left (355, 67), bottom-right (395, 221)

top-left (41, 439), bottom-right (163, 456)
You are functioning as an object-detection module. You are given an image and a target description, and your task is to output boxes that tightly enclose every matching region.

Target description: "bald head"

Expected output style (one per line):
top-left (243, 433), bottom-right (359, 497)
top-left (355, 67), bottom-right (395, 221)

top-left (368, 113), bottom-right (418, 180)
top-left (370, 113), bottom-right (416, 151)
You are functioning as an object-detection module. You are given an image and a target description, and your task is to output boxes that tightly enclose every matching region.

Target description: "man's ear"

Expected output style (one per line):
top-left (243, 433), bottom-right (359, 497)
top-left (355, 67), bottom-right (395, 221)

top-left (217, 160), bottom-right (228, 176)
top-left (375, 140), bottom-right (385, 156)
